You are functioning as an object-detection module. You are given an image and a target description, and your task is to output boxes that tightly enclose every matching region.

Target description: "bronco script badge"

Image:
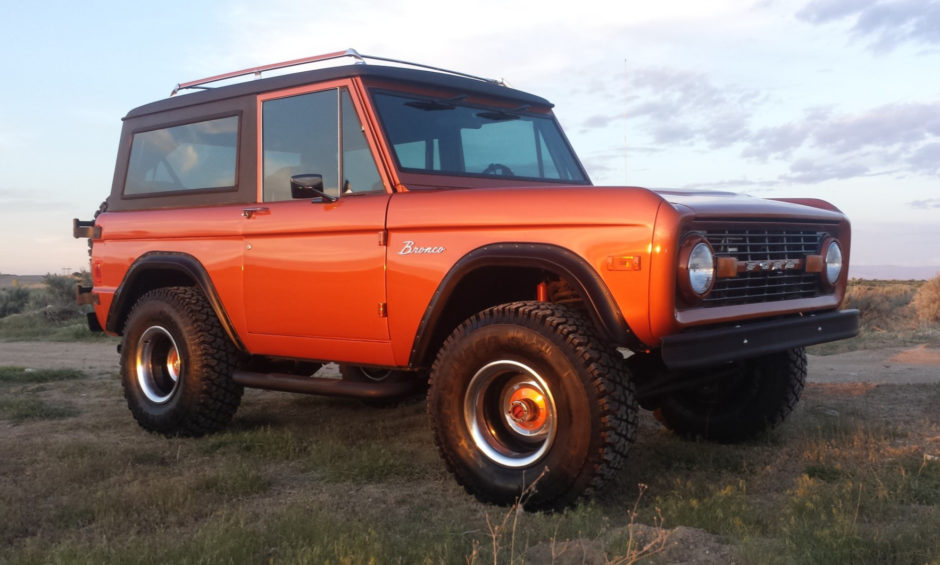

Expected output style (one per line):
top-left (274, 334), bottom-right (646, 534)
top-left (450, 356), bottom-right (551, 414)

top-left (398, 240), bottom-right (446, 255)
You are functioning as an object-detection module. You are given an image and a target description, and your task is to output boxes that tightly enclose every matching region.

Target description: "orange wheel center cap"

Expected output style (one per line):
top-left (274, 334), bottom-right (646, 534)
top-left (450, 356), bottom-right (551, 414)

top-left (507, 388), bottom-right (548, 431)
top-left (510, 399), bottom-right (538, 422)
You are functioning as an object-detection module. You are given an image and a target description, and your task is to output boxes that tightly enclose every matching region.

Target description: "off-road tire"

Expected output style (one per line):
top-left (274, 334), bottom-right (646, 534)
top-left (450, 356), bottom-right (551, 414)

top-left (427, 301), bottom-right (637, 511)
top-left (656, 347), bottom-right (806, 442)
top-left (120, 286), bottom-right (242, 436)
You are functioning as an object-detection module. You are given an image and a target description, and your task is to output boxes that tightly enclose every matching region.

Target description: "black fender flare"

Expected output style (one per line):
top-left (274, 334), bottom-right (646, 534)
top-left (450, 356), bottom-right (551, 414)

top-left (408, 242), bottom-right (642, 366)
top-left (106, 252), bottom-right (244, 351)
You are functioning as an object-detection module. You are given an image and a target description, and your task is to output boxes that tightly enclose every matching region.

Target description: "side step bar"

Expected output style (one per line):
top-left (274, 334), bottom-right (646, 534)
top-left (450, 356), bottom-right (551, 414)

top-left (232, 370), bottom-right (420, 400)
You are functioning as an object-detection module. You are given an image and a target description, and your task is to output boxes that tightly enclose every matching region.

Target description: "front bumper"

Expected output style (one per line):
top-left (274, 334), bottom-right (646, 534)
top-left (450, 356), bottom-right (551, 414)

top-left (660, 309), bottom-right (859, 370)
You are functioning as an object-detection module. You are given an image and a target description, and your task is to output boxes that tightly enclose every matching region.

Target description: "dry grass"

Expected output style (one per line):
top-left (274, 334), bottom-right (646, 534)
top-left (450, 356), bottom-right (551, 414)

top-left (0, 359), bottom-right (937, 564)
top-left (810, 278), bottom-right (940, 355)
top-left (913, 276), bottom-right (940, 324)
top-left (1, 279), bottom-right (939, 563)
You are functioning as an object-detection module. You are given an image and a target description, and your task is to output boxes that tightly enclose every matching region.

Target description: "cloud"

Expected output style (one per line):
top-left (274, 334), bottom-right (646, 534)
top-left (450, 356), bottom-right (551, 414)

top-left (797, 0), bottom-right (940, 52)
top-left (909, 198), bottom-right (940, 209)
top-left (743, 118), bottom-right (821, 161)
top-left (680, 177), bottom-right (782, 191)
top-left (748, 102), bottom-right (940, 157)
top-left (796, 0), bottom-right (879, 23)
top-left (907, 142), bottom-right (940, 175)
top-left (813, 103), bottom-right (940, 153)
top-left (583, 59), bottom-right (940, 186)
top-left (739, 102), bottom-right (940, 182)
top-left (781, 158), bottom-right (870, 183)
top-left (619, 67), bottom-right (763, 149)
top-left (582, 114), bottom-right (619, 130)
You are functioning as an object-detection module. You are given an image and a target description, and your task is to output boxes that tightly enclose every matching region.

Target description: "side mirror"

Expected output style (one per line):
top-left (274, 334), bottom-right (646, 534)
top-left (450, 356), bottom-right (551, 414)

top-left (290, 174), bottom-right (336, 203)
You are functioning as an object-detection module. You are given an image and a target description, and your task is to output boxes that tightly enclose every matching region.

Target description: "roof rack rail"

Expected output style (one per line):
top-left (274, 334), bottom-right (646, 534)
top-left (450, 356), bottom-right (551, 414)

top-left (171, 48), bottom-right (503, 96)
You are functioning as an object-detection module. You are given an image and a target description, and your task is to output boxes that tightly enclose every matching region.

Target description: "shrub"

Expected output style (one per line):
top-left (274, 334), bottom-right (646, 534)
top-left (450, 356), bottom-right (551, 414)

top-left (844, 280), bottom-right (919, 331)
top-left (0, 287), bottom-right (32, 318)
top-left (28, 273), bottom-right (90, 321)
top-left (912, 274), bottom-right (940, 324)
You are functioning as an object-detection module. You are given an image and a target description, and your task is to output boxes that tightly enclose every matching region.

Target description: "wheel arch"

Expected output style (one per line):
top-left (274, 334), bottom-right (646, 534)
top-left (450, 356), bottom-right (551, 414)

top-left (408, 243), bottom-right (641, 368)
top-left (106, 252), bottom-right (244, 351)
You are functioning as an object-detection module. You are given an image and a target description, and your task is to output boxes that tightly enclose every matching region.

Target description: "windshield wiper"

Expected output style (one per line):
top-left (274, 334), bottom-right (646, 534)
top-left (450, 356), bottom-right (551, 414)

top-left (476, 104), bottom-right (531, 121)
top-left (405, 94), bottom-right (467, 111)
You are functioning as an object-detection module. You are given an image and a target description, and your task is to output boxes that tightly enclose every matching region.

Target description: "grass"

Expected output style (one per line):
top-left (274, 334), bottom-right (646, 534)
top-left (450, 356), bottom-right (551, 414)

top-left (0, 365), bottom-right (937, 564)
top-left (809, 325), bottom-right (940, 355)
top-left (0, 366), bottom-right (87, 383)
top-left (0, 366), bottom-right (87, 423)
top-left (1, 279), bottom-right (938, 563)
top-left (807, 278), bottom-right (940, 355)
top-left (0, 310), bottom-right (115, 342)
top-left (0, 397), bottom-right (80, 423)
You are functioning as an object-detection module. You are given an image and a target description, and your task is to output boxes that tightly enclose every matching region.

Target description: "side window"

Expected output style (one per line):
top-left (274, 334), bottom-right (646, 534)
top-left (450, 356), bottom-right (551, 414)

top-left (341, 91), bottom-right (384, 194)
top-left (124, 116), bottom-right (238, 195)
top-left (262, 87), bottom-right (384, 202)
top-left (263, 90), bottom-right (338, 202)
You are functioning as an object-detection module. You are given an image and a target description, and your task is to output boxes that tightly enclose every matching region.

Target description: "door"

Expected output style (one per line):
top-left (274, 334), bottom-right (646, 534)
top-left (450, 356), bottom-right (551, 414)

top-left (242, 85), bottom-right (390, 345)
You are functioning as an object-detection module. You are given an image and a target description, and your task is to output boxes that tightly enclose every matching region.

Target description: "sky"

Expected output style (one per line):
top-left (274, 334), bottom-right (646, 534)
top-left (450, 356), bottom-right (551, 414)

top-left (1, 0), bottom-right (938, 277)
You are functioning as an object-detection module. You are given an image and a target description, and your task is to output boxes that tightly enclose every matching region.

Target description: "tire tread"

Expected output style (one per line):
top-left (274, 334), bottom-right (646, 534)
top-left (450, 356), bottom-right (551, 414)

top-left (428, 301), bottom-right (637, 509)
top-left (121, 286), bottom-right (242, 437)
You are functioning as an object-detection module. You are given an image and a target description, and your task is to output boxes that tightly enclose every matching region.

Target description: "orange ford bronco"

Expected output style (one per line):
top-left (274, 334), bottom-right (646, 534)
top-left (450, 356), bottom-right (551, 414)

top-left (74, 49), bottom-right (859, 509)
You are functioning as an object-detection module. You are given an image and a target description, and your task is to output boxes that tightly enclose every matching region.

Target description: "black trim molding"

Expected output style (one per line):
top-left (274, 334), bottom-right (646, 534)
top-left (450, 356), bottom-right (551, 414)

top-left (408, 243), bottom-right (642, 366)
top-left (106, 252), bottom-right (244, 350)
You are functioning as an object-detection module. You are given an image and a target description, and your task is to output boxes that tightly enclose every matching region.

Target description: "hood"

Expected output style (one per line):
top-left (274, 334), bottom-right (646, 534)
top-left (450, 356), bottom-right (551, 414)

top-left (651, 188), bottom-right (846, 222)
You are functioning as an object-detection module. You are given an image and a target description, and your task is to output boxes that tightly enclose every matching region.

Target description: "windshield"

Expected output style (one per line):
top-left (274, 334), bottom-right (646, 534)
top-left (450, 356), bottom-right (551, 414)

top-left (372, 92), bottom-right (588, 184)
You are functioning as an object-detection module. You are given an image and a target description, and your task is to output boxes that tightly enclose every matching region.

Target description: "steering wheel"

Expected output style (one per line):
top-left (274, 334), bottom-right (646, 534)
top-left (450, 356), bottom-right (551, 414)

top-left (481, 163), bottom-right (515, 176)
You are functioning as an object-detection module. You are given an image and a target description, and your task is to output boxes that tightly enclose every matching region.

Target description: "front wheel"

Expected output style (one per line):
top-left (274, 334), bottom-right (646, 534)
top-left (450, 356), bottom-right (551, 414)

top-left (655, 347), bottom-right (807, 442)
top-left (120, 286), bottom-right (242, 436)
top-left (427, 301), bottom-right (637, 510)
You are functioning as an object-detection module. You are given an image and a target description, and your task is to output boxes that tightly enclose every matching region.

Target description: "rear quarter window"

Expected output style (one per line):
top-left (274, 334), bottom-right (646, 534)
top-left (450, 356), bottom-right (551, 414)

top-left (124, 115), bottom-right (239, 196)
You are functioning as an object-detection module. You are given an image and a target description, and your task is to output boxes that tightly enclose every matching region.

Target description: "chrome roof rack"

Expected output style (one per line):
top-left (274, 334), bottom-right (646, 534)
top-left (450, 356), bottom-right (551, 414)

top-left (171, 48), bottom-right (503, 96)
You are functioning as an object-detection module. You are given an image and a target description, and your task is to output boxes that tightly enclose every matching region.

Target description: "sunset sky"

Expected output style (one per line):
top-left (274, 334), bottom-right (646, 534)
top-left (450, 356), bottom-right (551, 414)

top-left (1, 0), bottom-right (938, 276)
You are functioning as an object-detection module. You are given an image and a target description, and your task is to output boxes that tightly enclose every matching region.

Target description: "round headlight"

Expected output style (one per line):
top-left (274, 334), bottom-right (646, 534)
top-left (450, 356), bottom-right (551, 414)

top-left (679, 237), bottom-right (715, 302)
top-left (823, 240), bottom-right (843, 287)
top-left (688, 243), bottom-right (716, 295)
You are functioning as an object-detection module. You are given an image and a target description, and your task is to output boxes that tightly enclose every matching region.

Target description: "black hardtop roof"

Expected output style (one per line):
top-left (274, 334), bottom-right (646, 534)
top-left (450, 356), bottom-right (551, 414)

top-left (124, 64), bottom-right (553, 120)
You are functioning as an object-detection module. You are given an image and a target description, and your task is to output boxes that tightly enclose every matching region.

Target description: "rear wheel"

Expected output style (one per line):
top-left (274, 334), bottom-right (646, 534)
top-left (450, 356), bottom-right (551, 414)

top-left (656, 347), bottom-right (806, 442)
top-left (428, 301), bottom-right (637, 510)
top-left (121, 286), bottom-right (242, 436)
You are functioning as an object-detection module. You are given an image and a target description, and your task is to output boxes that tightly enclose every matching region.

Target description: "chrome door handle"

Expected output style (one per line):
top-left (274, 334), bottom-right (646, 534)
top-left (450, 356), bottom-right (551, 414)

top-left (242, 207), bottom-right (269, 219)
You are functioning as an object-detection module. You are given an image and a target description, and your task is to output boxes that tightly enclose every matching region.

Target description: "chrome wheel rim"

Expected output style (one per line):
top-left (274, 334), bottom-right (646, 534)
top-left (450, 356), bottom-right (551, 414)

top-left (464, 360), bottom-right (557, 468)
top-left (136, 326), bottom-right (182, 404)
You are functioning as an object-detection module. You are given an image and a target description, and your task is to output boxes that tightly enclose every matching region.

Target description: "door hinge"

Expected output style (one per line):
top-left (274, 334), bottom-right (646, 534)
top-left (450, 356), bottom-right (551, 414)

top-left (378, 230), bottom-right (388, 246)
top-left (378, 302), bottom-right (388, 317)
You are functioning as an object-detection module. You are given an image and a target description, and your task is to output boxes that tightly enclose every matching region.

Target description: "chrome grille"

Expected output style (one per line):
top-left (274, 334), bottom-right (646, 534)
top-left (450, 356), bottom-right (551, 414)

top-left (703, 229), bottom-right (824, 307)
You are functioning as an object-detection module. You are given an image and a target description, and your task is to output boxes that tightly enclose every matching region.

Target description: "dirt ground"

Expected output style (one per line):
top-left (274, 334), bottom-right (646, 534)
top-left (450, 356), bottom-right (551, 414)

top-left (0, 340), bottom-right (937, 385)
